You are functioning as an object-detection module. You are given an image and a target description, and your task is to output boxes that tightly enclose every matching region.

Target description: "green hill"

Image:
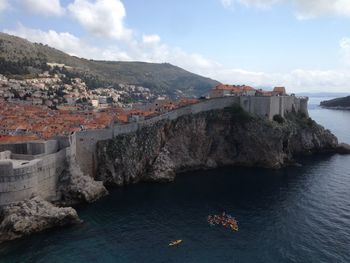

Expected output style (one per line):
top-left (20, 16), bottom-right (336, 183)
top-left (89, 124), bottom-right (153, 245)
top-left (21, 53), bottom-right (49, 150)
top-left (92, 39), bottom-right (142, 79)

top-left (0, 33), bottom-right (219, 98)
top-left (320, 96), bottom-right (350, 109)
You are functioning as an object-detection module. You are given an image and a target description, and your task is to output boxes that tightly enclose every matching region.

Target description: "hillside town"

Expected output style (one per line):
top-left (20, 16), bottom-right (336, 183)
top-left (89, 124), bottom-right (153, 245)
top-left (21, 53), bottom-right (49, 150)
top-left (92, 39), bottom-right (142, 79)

top-left (0, 72), bottom-right (155, 109)
top-left (0, 73), bottom-right (290, 143)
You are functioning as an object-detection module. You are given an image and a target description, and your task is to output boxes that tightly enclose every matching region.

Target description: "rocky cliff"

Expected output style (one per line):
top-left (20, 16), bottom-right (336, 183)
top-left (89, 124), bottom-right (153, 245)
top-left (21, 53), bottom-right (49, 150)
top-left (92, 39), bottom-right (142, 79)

top-left (0, 196), bottom-right (81, 244)
top-left (96, 106), bottom-right (339, 186)
top-left (58, 158), bottom-right (108, 206)
top-left (0, 157), bottom-right (107, 244)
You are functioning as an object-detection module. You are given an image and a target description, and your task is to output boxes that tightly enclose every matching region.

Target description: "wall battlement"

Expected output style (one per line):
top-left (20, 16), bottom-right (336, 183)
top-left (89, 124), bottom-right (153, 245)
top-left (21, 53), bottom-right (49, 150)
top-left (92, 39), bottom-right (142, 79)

top-left (76, 95), bottom-right (308, 177)
top-left (0, 95), bottom-right (308, 205)
top-left (0, 137), bottom-right (74, 205)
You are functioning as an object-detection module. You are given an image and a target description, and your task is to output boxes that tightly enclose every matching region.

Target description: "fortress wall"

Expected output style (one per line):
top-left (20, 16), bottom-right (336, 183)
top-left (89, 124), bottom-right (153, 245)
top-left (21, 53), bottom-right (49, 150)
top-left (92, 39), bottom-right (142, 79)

top-left (242, 96), bottom-right (272, 119)
top-left (139, 97), bottom-right (240, 127)
top-left (54, 135), bottom-right (72, 150)
top-left (0, 96), bottom-right (310, 204)
top-left (27, 142), bottom-right (45, 155)
top-left (190, 97), bottom-right (240, 115)
top-left (35, 148), bottom-right (69, 201)
top-left (76, 97), bottom-right (242, 177)
top-left (43, 140), bottom-right (59, 155)
top-left (76, 128), bottom-right (113, 177)
top-left (0, 160), bottom-right (13, 176)
top-left (299, 98), bottom-right (309, 116)
top-left (0, 143), bottom-right (27, 155)
top-left (138, 97), bottom-right (241, 128)
top-left (113, 122), bottom-right (138, 136)
top-left (0, 151), bottom-right (11, 160)
top-left (239, 96), bottom-right (308, 120)
top-left (75, 96), bottom-right (307, 177)
top-left (0, 141), bottom-right (59, 156)
top-left (0, 160), bottom-right (40, 205)
top-left (9, 154), bottom-right (36, 161)
top-left (240, 97), bottom-right (251, 113)
top-left (269, 96), bottom-right (281, 119)
top-left (282, 96), bottom-right (296, 115)
top-left (0, 143), bottom-right (73, 206)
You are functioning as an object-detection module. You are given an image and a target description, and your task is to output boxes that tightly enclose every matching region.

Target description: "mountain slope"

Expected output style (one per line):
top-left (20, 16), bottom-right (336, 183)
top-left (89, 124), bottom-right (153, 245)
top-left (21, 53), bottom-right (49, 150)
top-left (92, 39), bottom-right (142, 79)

top-left (0, 33), bottom-right (219, 97)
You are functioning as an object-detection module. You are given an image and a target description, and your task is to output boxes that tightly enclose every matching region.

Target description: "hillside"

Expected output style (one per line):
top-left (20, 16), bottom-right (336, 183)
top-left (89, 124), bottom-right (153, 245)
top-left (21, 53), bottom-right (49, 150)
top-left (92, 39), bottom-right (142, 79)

top-left (320, 96), bottom-right (350, 109)
top-left (0, 33), bottom-right (219, 98)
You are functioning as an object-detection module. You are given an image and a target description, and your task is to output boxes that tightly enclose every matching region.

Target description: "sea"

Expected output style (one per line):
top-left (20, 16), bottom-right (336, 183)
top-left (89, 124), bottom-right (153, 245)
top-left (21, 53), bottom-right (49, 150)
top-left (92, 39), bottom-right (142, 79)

top-left (0, 97), bottom-right (350, 263)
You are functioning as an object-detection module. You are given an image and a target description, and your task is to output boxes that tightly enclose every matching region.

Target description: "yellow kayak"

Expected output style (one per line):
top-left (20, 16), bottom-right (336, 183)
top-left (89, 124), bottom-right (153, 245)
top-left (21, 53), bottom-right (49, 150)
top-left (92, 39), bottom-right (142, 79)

top-left (169, 240), bottom-right (182, 246)
top-left (231, 225), bottom-right (239, 231)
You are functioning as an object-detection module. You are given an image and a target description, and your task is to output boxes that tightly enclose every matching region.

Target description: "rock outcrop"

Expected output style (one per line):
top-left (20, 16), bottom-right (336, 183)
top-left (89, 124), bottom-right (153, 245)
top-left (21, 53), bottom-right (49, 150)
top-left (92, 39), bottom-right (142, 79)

top-left (0, 196), bottom-right (81, 244)
top-left (96, 106), bottom-right (339, 185)
top-left (0, 159), bottom-right (107, 243)
top-left (335, 143), bottom-right (350, 154)
top-left (58, 159), bottom-right (108, 206)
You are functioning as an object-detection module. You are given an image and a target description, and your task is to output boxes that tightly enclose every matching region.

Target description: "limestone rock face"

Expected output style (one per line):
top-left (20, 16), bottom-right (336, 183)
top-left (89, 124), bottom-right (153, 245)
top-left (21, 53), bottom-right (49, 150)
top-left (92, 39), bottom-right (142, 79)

top-left (0, 196), bottom-right (81, 244)
top-left (96, 108), bottom-right (339, 186)
top-left (58, 159), bottom-right (108, 206)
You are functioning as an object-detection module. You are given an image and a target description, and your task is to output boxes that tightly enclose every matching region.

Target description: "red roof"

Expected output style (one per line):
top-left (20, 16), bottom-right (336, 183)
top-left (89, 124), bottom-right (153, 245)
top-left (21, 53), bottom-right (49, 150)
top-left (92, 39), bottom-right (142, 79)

top-left (215, 84), bottom-right (255, 92)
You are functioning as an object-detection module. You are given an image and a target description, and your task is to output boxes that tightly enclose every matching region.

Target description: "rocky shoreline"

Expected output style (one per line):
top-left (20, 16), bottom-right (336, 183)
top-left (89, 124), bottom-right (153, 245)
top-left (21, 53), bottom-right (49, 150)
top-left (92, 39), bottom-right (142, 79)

top-left (57, 158), bottom-right (108, 206)
top-left (0, 158), bottom-right (108, 244)
top-left (0, 196), bottom-right (81, 244)
top-left (320, 105), bottom-right (350, 110)
top-left (1, 106), bottom-right (349, 244)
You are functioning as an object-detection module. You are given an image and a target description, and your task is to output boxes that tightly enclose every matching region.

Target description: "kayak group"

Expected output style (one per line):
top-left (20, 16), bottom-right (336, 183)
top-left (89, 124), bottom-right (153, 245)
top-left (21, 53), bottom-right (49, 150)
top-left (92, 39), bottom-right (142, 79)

top-left (207, 212), bottom-right (238, 232)
top-left (169, 212), bottom-right (238, 247)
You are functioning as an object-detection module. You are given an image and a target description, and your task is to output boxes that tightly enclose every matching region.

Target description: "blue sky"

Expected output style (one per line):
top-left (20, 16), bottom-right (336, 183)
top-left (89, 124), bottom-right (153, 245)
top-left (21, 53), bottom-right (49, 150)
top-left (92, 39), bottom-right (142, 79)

top-left (1, 0), bottom-right (350, 93)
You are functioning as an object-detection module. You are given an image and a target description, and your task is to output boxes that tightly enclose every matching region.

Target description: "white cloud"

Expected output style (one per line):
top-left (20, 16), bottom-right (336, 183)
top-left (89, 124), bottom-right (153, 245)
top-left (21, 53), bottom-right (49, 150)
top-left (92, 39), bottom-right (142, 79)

top-left (221, 0), bottom-right (233, 9)
top-left (0, 0), bottom-right (9, 12)
top-left (142, 34), bottom-right (161, 45)
top-left (68, 0), bottom-right (132, 40)
top-left (340, 37), bottom-right (350, 66)
top-left (3, 24), bottom-right (131, 61)
top-left (221, 0), bottom-right (280, 10)
top-left (294, 0), bottom-right (350, 19)
top-left (221, 0), bottom-right (350, 18)
top-left (4, 24), bottom-right (350, 93)
top-left (199, 66), bottom-right (350, 93)
top-left (21, 0), bottom-right (65, 16)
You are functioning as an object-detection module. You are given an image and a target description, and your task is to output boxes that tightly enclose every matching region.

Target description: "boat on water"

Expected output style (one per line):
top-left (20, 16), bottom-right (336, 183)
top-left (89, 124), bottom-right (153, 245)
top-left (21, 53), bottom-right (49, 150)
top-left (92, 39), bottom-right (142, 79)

top-left (169, 240), bottom-right (182, 247)
top-left (208, 212), bottom-right (238, 232)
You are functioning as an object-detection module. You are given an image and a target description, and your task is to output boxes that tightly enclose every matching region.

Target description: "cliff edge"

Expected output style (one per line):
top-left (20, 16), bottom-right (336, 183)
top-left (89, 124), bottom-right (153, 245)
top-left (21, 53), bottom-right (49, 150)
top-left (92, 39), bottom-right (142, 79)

top-left (96, 105), bottom-right (339, 186)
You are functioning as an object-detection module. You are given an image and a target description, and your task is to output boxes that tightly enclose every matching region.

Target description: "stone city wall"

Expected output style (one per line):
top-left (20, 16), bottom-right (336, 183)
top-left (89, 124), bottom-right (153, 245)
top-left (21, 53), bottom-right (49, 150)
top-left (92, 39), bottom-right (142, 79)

top-left (0, 96), bottom-right (309, 205)
top-left (76, 96), bottom-right (242, 176)
top-left (0, 137), bottom-right (74, 206)
top-left (76, 96), bottom-right (308, 177)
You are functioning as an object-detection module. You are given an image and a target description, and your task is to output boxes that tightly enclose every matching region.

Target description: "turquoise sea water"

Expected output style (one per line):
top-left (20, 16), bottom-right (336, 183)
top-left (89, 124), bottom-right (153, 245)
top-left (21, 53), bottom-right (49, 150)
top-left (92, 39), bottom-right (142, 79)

top-left (1, 97), bottom-right (350, 263)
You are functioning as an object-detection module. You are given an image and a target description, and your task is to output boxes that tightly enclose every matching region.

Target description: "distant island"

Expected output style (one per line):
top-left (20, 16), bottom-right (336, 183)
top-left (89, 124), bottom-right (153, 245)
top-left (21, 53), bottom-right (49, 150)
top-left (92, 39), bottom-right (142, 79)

top-left (320, 96), bottom-right (350, 110)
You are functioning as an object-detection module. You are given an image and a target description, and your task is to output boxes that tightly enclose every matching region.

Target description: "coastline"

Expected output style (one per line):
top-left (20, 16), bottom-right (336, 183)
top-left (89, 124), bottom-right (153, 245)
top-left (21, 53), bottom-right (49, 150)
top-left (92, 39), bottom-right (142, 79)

top-left (1, 97), bottom-right (349, 244)
top-left (320, 106), bottom-right (350, 110)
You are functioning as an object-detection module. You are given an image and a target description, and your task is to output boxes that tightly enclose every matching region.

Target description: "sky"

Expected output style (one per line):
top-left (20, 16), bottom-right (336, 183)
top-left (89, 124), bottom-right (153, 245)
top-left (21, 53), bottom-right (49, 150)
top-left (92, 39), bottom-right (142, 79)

top-left (1, 0), bottom-right (350, 93)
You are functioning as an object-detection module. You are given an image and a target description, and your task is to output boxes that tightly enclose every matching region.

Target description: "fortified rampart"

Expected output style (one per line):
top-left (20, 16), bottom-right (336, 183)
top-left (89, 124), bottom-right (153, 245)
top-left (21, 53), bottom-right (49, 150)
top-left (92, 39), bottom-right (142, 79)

top-left (0, 136), bottom-right (75, 205)
top-left (0, 96), bottom-right (308, 205)
top-left (76, 96), bottom-right (308, 177)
